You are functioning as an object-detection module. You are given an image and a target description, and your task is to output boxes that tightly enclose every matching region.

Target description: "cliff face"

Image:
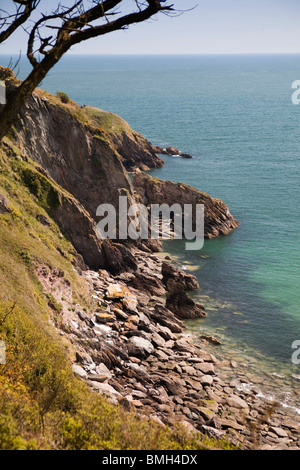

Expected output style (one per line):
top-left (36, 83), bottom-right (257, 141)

top-left (18, 162), bottom-right (105, 270)
top-left (81, 106), bottom-right (164, 171)
top-left (15, 93), bottom-right (135, 220)
top-left (9, 85), bottom-right (238, 271)
top-left (12, 90), bottom-right (158, 269)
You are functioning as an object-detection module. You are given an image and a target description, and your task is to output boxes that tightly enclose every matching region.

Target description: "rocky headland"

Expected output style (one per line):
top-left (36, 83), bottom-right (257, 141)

top-left (1, 66), bottom-right (299, 450)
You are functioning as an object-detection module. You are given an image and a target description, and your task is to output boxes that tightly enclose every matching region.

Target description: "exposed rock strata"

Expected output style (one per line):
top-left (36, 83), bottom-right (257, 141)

top-left (133, 171), bottom-right (239, 239)
top-left (15, 93), bottom-right (135, 221)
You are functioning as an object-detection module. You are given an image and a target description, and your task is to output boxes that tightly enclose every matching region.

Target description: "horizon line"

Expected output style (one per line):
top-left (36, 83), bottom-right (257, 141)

top-left (1, 52), bottom-right (300, 57)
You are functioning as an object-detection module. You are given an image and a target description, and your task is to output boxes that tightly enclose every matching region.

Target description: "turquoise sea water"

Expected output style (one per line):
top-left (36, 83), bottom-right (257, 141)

top-left (1, 54), bottom-right (300, 407)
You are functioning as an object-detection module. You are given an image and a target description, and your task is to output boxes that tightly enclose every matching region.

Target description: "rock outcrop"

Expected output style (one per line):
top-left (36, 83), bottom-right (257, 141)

top-left (154, 146), bottom-right (194, 159)
top-left (0, 194), bottom-right (11, 214)
top-left (133, 171), bottom-right (239, 239)
top-left (161, 262), bottom-right (206, 319)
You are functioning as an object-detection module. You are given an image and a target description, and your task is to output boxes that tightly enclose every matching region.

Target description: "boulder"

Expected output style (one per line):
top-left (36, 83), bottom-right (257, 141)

top-left (162, 262), bottom-right (199, 292)
top-left (180, 153), bottom-right (193, 159)
top-left (75, 351), bottom-right (94, 365)
top-left (122, 292), bottom-right (138, 312)
top-left (165, 146), bottom-right (180, 155)
top-left (199, 375), bottom-right (214, 387)
top-left (88, 381), bottom-right (121, 399)
top-left (148, 304), bottom-right (184, 333)
top-left (112, 307), bottom-right (129, 320)
top-left (128, 335), bottom-right (154, 358)
top-left (174, 337), bottom-right (196, 354)
top-left (72, 364), bottom-right (87, 378)
top-left (95, 312), bottom-right (115, 324)
top-left (105, 283), bottom-right (138, 314)
top-left (226, 394), bottom-right (249, 411)
top-left (270, 427), bottom-right (289, 438)
top-left (127, 271), bottom-right (166, 297)
top-left (95, 363), bottom-right (113, 379)
top-left (159, 376), bottom-right (187, 397)
top-left (200, 335), bottom-right (222, 346)
top-left (101, 240), bottom-right (138, 275)
top-left (196, 362), bottom-right (215, 375)
top-left (105, 283), bottom-right (126, 299)
top-left (166, 291), bottom-right (206, 320)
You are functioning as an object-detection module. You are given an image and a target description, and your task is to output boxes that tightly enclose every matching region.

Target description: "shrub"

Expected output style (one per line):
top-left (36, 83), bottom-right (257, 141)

top-left (56, 92), bottom-right (70, 104)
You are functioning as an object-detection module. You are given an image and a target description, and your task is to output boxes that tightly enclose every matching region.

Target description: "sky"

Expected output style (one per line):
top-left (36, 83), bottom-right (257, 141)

top-left (1, 0), bottom-right (300, 55)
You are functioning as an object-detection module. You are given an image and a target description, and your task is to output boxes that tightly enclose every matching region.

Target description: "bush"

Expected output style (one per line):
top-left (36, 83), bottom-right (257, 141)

top-left (56, 92), bottom-right (70, 104)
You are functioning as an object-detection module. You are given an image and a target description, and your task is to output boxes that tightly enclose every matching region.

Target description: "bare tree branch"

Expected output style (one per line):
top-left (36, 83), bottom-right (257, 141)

top-left (27, 1), bottom-right (83, 66)
top-left (68, 1), bottom-right (174, 45)
top-left (0, 0), bottom-right (176, 142)
top-left (0, 0), bottom-right (40, 44)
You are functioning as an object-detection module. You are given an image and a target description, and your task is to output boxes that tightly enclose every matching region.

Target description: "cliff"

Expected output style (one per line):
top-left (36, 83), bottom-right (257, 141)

top-left (0, 78), bottom-right (299, 450)
top-left (9, 85), bottom-right (238, 271)
top-left (9, 88), bottom-right (160, 269)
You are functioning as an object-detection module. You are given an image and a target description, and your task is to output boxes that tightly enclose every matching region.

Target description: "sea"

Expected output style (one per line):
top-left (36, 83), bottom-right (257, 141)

top-left (1, 53), bottom-right (300, 412)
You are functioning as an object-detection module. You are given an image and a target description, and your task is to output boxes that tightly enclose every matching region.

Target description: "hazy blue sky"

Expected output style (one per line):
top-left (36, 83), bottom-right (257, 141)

top-left (1, 0), bottom-right (300, 55)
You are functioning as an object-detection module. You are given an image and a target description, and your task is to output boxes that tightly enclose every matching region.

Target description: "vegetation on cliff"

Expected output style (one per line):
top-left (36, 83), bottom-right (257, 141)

top-left (0, 74), bottom-right (243, 450)
top-left (0, 129), bottom-right (232, 450)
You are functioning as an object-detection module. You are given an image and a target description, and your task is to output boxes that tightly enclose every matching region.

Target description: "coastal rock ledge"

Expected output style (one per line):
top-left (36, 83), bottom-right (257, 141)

top-left (133, 171), bottom-right (239, 239)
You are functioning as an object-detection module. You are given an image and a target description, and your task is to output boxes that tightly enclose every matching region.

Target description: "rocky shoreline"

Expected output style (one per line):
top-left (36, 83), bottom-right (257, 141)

top-left (2, 72), bottom-right (298, 450)
top-left (40, 249), bottom-right (300, 451)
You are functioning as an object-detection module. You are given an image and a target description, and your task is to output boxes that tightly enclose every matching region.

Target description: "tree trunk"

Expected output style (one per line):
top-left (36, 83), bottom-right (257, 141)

top-left (0, 50), bottom-right (67, 141)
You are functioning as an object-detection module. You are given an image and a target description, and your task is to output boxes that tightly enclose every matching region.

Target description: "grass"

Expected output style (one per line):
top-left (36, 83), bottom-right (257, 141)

top-left (34, 88), bottom-right (133, 140)
top-left (83, 106), bottom-right (133, 135)
top-left (0, 138), bottom-right (233, 450)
